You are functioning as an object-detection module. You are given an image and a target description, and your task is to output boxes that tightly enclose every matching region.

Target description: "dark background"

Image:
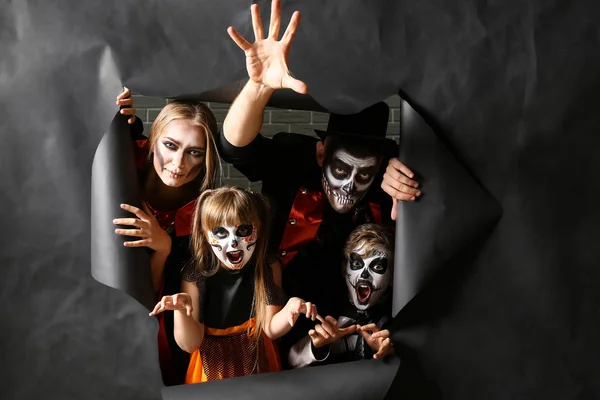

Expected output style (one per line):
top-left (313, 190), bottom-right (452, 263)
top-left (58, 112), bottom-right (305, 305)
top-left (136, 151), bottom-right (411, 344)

top-left (1, 0), bottom-right (599, 399)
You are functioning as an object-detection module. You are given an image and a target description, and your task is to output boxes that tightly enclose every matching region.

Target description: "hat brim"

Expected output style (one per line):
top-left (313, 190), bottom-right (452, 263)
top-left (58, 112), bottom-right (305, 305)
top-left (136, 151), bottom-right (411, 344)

top-left (314, 129), bottom-right (398, 156)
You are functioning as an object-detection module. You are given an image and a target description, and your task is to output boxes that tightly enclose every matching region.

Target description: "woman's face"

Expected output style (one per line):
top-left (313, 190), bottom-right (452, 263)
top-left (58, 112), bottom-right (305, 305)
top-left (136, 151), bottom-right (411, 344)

top-left (152, 119), bottom-right (207, 188)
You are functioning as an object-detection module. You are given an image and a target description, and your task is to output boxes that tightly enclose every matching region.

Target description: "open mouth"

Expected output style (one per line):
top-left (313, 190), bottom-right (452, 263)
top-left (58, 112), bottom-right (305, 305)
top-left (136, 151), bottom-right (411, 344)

top-left (355, 281), bottom-right (373, 304)
top-left (226, 250), bottom-right (244, 265)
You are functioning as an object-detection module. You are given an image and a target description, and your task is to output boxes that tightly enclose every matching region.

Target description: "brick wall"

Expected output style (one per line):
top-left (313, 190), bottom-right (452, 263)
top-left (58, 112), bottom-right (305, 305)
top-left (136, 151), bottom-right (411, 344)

top-left (132, 94), bottom-right (401, 191)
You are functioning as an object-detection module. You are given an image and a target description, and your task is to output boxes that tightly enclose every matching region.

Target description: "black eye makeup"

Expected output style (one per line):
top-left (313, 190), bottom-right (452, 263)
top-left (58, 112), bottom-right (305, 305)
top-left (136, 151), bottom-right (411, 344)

top-left (212, 227), bottom-right (229, 239)
top-left (235, 224), bottom-right (253, 237)
top-left (163, 141), bottom-right (177, 149)
top-left (369, 258), bottom-right (388, 274)
top-left (349, 252), bottom-right (365, 270)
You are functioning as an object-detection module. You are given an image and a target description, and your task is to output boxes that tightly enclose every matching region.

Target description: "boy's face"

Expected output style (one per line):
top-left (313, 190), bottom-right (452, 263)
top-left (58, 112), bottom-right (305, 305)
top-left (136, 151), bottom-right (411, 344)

top-left (345, 244), bottom-right (391, 311)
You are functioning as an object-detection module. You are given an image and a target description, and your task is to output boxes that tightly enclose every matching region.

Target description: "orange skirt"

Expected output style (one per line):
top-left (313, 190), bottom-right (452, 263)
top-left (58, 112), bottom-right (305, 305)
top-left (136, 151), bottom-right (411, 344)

top-left (185, 318), bottom-right (281, 383)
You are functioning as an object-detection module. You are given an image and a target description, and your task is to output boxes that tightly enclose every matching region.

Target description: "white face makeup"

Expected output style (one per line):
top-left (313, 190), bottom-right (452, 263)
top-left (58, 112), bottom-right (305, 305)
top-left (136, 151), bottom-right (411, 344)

top-left (207, 224), bottom-right (257, 270)
top-left (322, 149), bottom-right (379, 214)
top-left (152, 119), bottom-right (207, 188)
top-left (345, 246), bottom-right (391, 311)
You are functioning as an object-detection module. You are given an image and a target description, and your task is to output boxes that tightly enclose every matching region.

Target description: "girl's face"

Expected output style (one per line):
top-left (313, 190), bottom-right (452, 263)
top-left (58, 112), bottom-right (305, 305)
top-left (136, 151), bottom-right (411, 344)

top-left (207, 224), bottom-right (257, 270)
top-left (152, 119), bottom-right (206, 188)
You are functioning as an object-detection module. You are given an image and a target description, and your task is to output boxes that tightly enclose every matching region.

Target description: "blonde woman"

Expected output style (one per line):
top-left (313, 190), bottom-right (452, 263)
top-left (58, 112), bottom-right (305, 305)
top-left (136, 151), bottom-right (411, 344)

top-left (150, 187), bottom-right (318, 383)
top-left (112, 88), bottom-right (220, 385)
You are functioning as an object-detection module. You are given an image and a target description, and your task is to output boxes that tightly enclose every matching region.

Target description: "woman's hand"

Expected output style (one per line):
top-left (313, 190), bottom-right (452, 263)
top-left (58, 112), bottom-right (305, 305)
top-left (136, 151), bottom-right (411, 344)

top-left (381, 158), bottom-right (421, 220)
top-left (227, 0), bottom-right (308, 94)
top-left (113, 203), bottom-right (172, 256)
top-left (358, 324), bottom-right (394, 360)
top-left (116, 87), bottom-right (137, 124)
top-left (309, 315), bottom-right (358, 348)
top-left (284, 297), bottom-right (318, 327)
top-left (149, 293), bottom-right (193, 317)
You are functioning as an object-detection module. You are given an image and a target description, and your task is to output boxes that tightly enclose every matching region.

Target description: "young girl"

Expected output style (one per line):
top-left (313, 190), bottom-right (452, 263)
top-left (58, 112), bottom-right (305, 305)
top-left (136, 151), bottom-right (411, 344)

top-left (150, 186), bottom-right (318, 383)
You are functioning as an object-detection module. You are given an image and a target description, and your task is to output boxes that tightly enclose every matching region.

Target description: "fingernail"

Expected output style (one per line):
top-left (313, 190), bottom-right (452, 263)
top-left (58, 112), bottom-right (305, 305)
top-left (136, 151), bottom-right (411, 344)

top-left (112, 219), bottom-right (118, 223)
top-left (409, 173), bottom-right (414, 178)
top-left (416, 191), bottom-right (421, 196)
top-left (411, 196), bottom-right (415, 201)
top-left (120, 204), bottom-right (126, 208)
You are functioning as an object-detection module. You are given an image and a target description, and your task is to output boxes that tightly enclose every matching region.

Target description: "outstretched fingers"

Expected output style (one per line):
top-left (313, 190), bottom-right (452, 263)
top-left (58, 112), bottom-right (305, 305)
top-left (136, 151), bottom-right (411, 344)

top-left (281, 11), bottom-right (301, 45)
top-left (227, 26), bottom-right (252, 51)
top-left (268, 0), bottom-right (281, 39)
top-left (283, 74), bottom-right (308, 95)
top-left (250, 3), bottom-right (264, 41)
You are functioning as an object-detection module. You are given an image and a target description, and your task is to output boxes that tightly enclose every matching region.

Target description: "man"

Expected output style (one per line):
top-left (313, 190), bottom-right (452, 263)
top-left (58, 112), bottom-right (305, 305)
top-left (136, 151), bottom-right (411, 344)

top-left (220, 0), bottom-right (420, 366)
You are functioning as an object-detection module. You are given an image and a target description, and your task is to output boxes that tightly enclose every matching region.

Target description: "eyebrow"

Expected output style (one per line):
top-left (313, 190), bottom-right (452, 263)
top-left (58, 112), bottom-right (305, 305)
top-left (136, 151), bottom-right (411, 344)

top-left (333, 159), bottom-right (353, 170)
top-left (163, 136), bottom-right (206, 151)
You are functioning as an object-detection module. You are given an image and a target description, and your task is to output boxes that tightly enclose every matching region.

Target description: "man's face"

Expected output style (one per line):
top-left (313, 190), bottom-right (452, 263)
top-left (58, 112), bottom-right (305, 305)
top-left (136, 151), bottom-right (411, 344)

top-left (345, 245), bottom-right (391, 311)
top-left (206, 224), bottom-right (257, 270)
top-left (321, 148), bottom-right (380, 214)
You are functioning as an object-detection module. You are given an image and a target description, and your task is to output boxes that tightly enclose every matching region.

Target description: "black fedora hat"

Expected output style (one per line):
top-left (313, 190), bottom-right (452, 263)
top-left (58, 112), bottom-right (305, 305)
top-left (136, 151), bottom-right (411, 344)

top-left (314, 101), bottom-right (391, 140)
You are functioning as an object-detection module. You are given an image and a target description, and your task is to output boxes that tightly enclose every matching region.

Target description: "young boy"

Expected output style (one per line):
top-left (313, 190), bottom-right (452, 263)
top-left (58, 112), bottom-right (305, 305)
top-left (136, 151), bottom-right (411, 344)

top-left (288, 223), bottom-right (394, 367)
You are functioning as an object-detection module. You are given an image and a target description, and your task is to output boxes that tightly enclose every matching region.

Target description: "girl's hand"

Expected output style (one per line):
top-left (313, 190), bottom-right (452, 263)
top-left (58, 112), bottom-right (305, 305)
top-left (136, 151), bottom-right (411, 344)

top-left (116, 87), bottom-right (137, 124)
top-left (113, 203), bottom-right (172, 256)
top-left (285, 297), bottom-right (318, 327)
top-left (149, 293), bottom-right (193, 317)
top-left (227, 0), bottom-right (308, 94)
top-left (309, 315), bottom-right (358, 348)
top-left (358, 324), bottom-right (394, 360)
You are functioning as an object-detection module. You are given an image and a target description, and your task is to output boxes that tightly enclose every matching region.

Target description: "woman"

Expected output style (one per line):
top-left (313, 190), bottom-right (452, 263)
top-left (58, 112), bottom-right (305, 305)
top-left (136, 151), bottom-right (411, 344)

top-left (112, 88), bottom-right (220, 385)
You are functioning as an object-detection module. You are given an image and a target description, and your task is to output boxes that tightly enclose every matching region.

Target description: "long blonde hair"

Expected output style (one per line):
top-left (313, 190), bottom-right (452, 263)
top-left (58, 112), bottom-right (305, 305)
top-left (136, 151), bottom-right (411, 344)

top-left (191, 187), bottom-right (270, 342)
top-left (146, 100), bottom-right (220, 192)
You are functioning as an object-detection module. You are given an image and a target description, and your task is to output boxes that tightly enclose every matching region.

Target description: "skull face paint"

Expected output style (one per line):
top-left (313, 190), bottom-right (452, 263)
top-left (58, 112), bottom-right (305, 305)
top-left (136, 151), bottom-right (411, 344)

top-left (207, 224), bottom-right (257, 270)
top-left (322, 149), bottom-right (380, 214)
top-left (345, 246), bottom-right (391, 310)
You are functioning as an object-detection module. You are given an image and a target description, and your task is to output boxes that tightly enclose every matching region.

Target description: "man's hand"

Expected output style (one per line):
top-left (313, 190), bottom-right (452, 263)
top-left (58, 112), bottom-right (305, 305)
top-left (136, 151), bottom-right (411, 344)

top-left (309, 316), bottom-right (359, 348)
top-left (381, 158), bottom-right (421, 220)
top-left (227, 0), bottom-right (308, 94)
top-left (358, 324), bottom-right (394, 359)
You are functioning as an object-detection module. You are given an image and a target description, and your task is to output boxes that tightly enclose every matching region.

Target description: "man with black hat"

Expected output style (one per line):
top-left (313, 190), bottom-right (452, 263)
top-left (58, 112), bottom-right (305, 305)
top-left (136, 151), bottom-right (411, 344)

top-left (220, 0), bottom-right (420, 366)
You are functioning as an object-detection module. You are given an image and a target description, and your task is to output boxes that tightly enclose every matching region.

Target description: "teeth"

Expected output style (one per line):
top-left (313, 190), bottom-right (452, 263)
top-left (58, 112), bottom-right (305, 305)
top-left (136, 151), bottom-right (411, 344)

top-left (322, 175), bottom-right (357, 205)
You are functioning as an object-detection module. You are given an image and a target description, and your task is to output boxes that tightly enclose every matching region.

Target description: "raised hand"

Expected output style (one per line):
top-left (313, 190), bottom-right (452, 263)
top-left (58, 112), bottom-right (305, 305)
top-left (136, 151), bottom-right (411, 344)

top-left (227, 0), bottom-right (308, 94)
top-left (309, 315), bottom-right (359, 348)
top-left (113, 203), bottom-right (172, 256)
top-left (116, 87), bottom-right (137, 124)
top-left (149, 293), bottom-right (193, 317)
top-left (285, 297), bottom-right (318, 327)
top-left (358, 323), bottom-right (394, 360)
top-left (381, 158), bottom-right (421, 220)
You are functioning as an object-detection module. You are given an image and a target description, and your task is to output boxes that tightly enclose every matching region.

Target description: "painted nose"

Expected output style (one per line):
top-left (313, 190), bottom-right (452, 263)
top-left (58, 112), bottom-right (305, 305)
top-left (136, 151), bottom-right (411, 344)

top-left (341, 179), bottom-right (356, 194)
top-left (360, 268), bottom-right (371, 279)
top-left (231, 238), bottom-right (238, 248)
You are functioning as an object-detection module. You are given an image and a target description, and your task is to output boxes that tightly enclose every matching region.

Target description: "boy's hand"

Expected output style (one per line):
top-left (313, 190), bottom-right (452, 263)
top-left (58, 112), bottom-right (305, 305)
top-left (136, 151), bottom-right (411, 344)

top-left (358, 324), bottom-right (394, 359)
top-left (309, 315), bottom-right (358, 348)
